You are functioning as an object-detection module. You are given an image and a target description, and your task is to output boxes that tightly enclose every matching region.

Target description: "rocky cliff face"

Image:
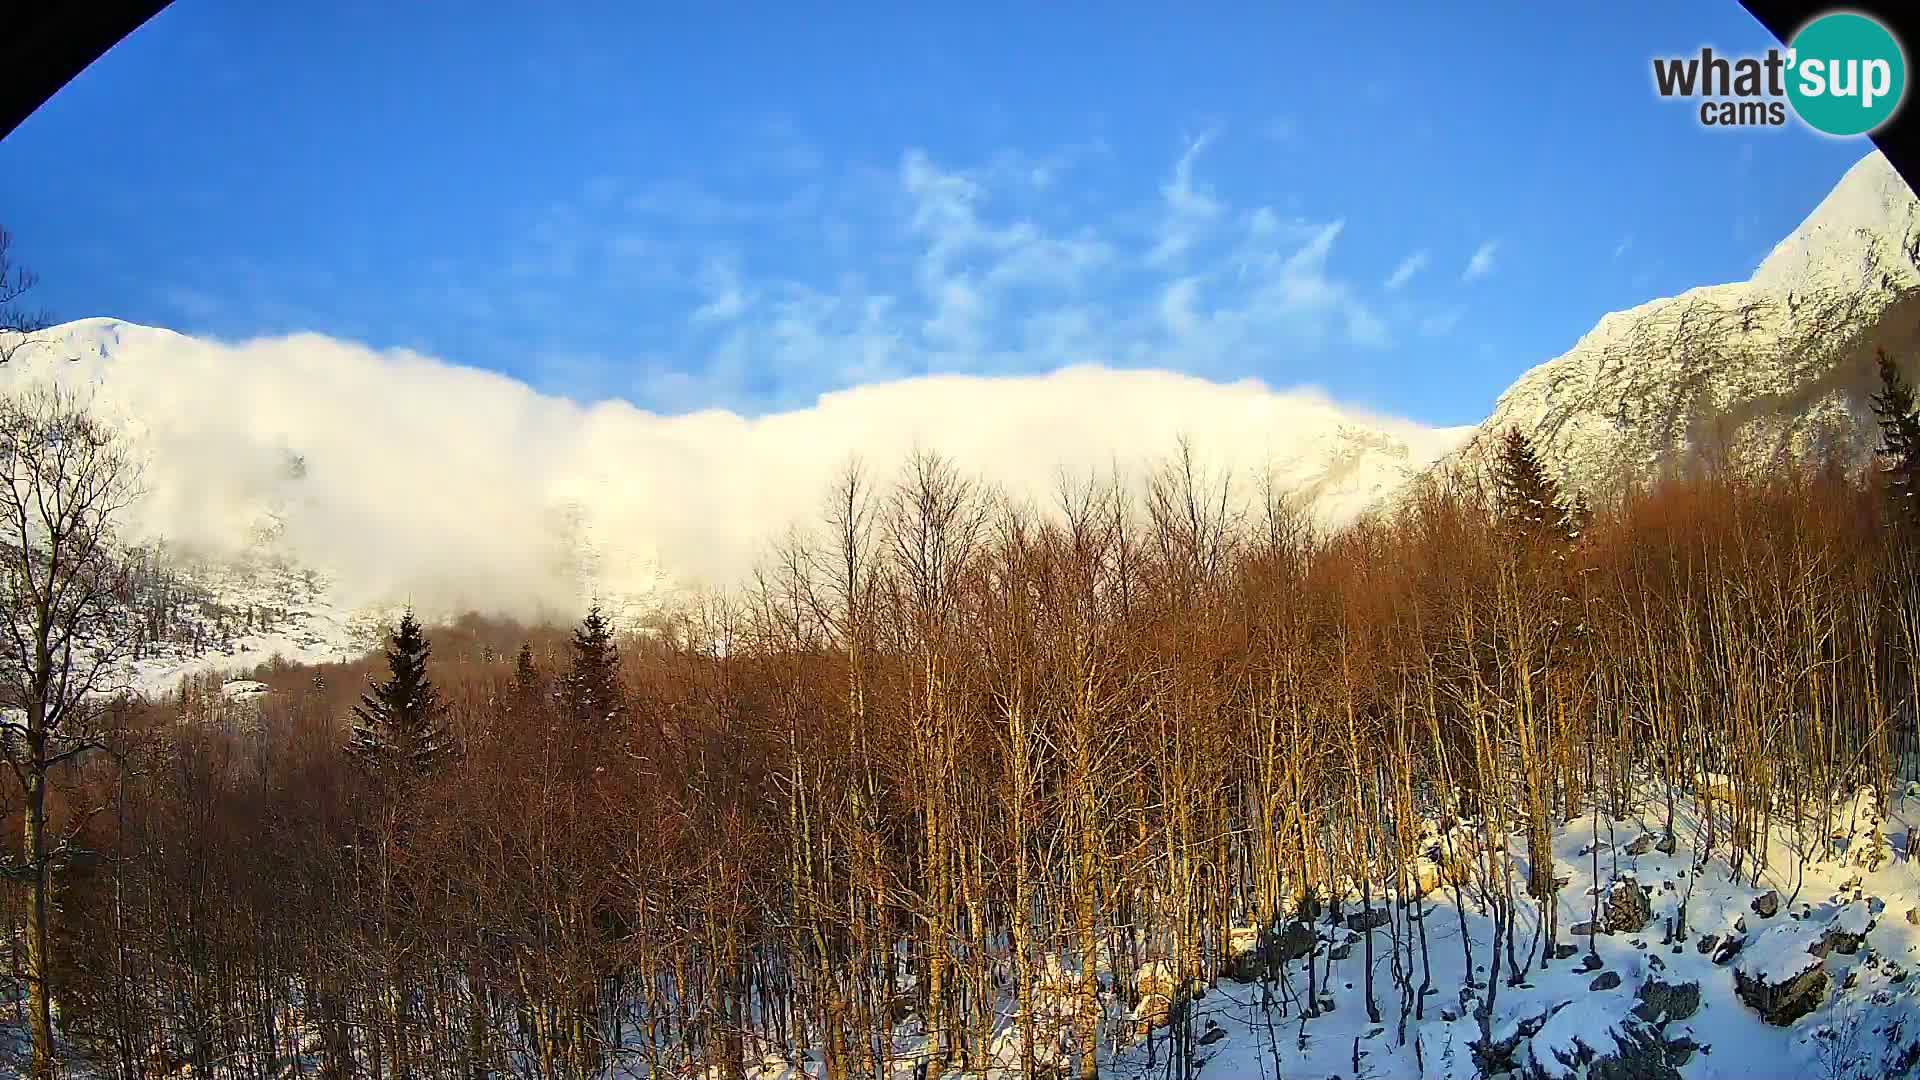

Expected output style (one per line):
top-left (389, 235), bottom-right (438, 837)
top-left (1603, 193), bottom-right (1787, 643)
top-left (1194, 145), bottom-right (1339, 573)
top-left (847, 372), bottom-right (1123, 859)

top-left (1442, 151), bottom-right (1920, 497)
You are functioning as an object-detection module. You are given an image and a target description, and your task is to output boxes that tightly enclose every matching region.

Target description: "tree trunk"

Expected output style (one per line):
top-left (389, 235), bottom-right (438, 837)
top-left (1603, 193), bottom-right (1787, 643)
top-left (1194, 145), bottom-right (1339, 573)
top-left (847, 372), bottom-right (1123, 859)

top-left (24, 750), bottom-right (53, 1080)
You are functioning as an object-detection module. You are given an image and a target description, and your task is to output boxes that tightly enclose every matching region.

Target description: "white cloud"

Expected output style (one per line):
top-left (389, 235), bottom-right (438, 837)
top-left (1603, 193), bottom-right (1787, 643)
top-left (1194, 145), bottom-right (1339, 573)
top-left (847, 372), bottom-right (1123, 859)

top-left (1463, 240), bottom-right (1499, 282)
top-left (1160, 277), bottom-right (1203, 337)
top-left (984, 228), bottom-right (1112, 290)
top-left (899, 150), bottom-right (1107, 290)
top-left (160, 138), bottom-right (1414, 472)
top-left (1285, 220), bottom-right (1344, 274)
top-left (20, 320), bottom-right (1458, 621)
top-left (162, 286), bottom-right (224, 321)
top-left (984, 141), bottom-right (1107, 192)
top-left (1149, 131), bottom-right (1225, 266)
top-left (923, 276), bottom-right (986, 349)
top-left (892, 150), bottom-right (1125, 364)
top-left (690, 258), bottom-right (753, 324)
top-left (1343, 305), bottom-right (1391, 348)
top-left (1139, 145), bottom-right (1389, 353)
top-left (1219, 217), bottom-right (1391, 350)
top-left (902, 150), bottom-right (991, 253)
top-left (1384, 250), bottom-right (1430, 291)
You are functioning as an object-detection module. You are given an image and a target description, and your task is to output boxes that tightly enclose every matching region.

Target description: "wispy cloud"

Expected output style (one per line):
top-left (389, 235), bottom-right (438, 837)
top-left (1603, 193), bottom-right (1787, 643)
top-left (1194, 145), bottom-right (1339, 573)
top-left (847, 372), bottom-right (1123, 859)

top-left (1384, 250), bottom-right (1430, 291)
top-left (57, 123), bottom-right (1506, 616)
top-left (1463, 240), bottom-right (1499, 282)
top-left (985, 140), bottom-right (1110, 191)
top-left (1160, 277), bottom-right (1203, 337)
top-left (303, 128), bottom-right (1416, 414)
top-left (1149, 131), bottom-right (1224, 266)
top-left (689, 258), bottom-right (752, 324)
top-left (1165, 215), bottom-right (1392, 356)
top-left (656, 134), bottom-right (1392, 399)
top-left (1613, 234), bottom-right (1633, 261)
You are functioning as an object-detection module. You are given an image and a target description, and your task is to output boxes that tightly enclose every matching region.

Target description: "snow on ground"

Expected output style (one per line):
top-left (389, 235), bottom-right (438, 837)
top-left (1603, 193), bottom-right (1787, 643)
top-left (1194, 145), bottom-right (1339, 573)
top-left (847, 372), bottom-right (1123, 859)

top-left (699, 784), bottom-right (1920, 1080)
top-left (1085, 795), bottom-right (1920, 1080)
top-left (119, 556), bottom-right (378, 699)
top-left (1732, 919), bottom-right (1825, 985)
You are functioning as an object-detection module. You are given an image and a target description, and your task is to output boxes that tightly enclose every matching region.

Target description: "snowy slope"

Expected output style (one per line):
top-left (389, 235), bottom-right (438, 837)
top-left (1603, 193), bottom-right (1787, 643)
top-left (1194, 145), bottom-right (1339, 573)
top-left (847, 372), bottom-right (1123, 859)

top-left (1441, 150), bottom-right (1920, 495)
top-left (1079, 791), bottom-right (1920, 1080)
top-left (119, 553), bottom-right (377, 699)
top-left (677, 785), bottom-right (1920, 1080)
top-left (0, 319), bottom-right (1471, 703)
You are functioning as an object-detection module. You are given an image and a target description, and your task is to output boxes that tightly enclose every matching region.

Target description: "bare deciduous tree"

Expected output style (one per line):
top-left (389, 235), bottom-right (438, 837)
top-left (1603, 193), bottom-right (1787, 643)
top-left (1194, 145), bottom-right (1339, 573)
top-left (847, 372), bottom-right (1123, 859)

top-left (0, 385), bottom-right (140, 1078)
top-left (0, 229), bottom-right (55, 367)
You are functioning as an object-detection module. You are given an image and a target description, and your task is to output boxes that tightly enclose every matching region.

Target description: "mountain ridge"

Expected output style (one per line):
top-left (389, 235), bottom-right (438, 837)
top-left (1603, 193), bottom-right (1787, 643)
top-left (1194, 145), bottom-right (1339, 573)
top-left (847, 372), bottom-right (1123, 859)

top-left (10, 318), bottom-right (1471, 619)
top-left (1441, 150), bottom-right (1920, 498)
top-left (11, 151), bottom-right (1920, 694)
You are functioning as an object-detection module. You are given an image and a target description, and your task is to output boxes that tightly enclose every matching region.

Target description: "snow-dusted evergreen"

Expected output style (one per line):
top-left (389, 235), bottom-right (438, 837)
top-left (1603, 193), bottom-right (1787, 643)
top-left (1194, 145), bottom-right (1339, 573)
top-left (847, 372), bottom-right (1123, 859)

top-left (346, 610), bottom-right (451, 778)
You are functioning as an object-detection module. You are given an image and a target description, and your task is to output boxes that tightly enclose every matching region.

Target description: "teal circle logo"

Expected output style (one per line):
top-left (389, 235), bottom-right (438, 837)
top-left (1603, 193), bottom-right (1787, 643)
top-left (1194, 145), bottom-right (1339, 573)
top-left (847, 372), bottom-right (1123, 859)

top-left (1787, 13), bottom-right (1906, 136)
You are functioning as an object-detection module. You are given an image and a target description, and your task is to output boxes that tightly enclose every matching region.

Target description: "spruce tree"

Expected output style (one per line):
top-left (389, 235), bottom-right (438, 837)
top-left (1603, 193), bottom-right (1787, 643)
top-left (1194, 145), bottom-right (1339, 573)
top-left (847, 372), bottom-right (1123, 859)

top-left (1562, 490), bottom-right (1594, 542)
top-left (513, 641), bottom-right (543, 703)
top-left (1870, 348), bottom-right (1920, 533)
top-left (1492, 427), bottom-right (1575, 543)
top-left (564, 604), bottom-right (621, 726)
top-left (347, 610), bottom-right (450, 779)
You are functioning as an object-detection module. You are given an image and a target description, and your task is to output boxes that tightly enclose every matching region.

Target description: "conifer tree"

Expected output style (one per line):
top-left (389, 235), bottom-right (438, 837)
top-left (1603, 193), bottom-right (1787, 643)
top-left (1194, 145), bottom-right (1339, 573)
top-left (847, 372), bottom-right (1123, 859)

top-left (1492, 427), bottom-right (1575, 543)
top-left (564, 605), bottom-right (621, 726)
top-left (1562, 490), bottom-right (1593, 542)
top-left (1870, 348), bottom-right (1920, 534)
top-left (347, 610), bottom-right (450, 778)
top-left (513, 641), bottom-right (543, 703)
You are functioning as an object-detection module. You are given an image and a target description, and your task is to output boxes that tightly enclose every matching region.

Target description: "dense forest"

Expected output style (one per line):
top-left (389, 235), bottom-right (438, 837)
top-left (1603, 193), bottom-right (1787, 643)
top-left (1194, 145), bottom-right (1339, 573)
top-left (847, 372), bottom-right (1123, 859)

top-left (5, 358), bottom-right (1920, 1078)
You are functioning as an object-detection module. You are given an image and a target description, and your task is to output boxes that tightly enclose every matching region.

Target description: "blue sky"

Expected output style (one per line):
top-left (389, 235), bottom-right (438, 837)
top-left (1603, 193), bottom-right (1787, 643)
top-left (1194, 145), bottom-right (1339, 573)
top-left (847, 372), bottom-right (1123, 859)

top-left (0, 1), bottom-right (1880, 425)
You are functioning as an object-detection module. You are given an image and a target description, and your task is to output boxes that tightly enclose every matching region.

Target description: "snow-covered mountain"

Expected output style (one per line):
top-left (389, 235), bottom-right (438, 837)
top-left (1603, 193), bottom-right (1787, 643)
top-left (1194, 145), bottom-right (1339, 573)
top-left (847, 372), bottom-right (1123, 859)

top-left (1, 316), bottom-right (1474, 695)
top-left (1443, 150), bottom-right (1920, 494)
top-left (117, 545), bottom-right (383, 699)
top-left (12, 151), bottom-right (1919, 696)
top-left (6, 318), bottom-right (1469, 630)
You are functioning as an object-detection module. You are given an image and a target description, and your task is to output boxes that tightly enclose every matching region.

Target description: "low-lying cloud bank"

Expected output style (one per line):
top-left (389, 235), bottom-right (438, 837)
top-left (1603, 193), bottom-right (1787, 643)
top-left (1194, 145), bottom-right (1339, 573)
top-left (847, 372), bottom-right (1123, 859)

top-left (5, 319), bottom-right (1468, 620)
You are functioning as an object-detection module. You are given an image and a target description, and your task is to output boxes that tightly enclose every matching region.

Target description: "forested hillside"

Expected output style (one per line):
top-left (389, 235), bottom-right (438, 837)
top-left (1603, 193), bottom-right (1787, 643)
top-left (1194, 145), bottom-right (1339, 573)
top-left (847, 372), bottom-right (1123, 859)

top-left (5, 144), bottom-right (1920, 1080)
top-left (18, 425), bottom-right (1920, 1078)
